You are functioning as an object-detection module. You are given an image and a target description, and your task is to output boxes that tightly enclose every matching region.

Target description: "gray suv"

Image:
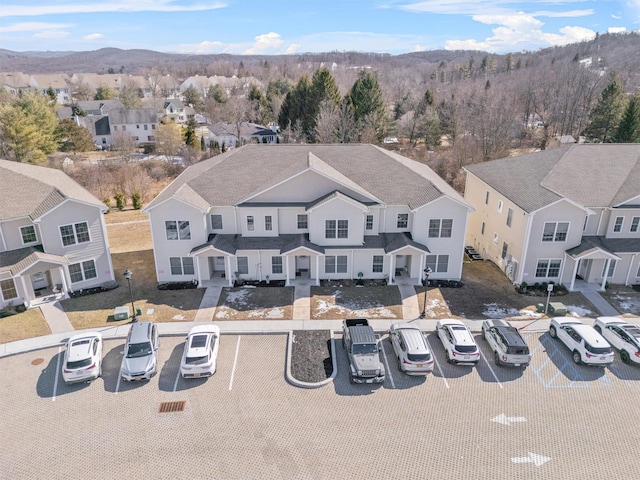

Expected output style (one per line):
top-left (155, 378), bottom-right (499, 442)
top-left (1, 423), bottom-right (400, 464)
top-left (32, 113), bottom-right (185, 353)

top-left (120, 321), bottom-right (159, 381)
top-left (481, 319), bottom-right (531, 367)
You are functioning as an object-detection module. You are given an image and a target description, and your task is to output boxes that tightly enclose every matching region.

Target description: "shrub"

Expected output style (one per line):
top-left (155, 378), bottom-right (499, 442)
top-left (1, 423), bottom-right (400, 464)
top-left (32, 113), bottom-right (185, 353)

top-left (131, 192), bottom-right (142, 209)
top-left (114, 192), bottom-right (125, 210)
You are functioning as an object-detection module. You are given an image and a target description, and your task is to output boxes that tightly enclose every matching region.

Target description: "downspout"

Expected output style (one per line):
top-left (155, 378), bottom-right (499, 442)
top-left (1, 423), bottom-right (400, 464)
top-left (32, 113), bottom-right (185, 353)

top-left (351, 249), bottom-right (354, 280)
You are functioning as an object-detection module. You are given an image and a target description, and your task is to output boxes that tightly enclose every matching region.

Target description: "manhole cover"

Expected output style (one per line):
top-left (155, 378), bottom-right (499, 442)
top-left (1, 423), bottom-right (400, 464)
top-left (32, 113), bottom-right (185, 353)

top-left (158, 401), bottom-right (186, 413)
top-left (31, 358), bottom-right (45, 366)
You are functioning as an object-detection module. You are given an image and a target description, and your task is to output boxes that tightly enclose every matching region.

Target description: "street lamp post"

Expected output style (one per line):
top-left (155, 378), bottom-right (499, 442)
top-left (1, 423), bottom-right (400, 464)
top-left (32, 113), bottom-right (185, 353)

top-left (420, 267), bottom-right (432, 319)
top-left (123, 269), bottom-right (138, 322)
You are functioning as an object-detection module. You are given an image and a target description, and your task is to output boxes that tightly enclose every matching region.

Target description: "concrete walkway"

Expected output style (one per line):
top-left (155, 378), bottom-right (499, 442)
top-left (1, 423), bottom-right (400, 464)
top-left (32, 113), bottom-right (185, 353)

top-left (574, 280), bottom-right (620, 316)
top-left (396, 282), bottom-right (421, 320)
top-left (194, 286), bottom-right (222, 322)
top-left (293, 283), bottom-right (311, 320)
top-left (39, 301), bottom-right (74, 334)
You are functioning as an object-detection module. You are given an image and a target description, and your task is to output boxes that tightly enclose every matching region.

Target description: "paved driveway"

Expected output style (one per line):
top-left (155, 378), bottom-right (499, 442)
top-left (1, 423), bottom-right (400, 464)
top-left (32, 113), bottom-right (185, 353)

top-left (2, 332), bottom-right (639, 478)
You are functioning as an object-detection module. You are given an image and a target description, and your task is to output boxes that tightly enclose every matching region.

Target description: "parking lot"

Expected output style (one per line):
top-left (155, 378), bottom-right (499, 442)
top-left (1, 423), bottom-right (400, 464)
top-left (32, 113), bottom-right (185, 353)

top-left (2, 329), bottom-right (640, 479)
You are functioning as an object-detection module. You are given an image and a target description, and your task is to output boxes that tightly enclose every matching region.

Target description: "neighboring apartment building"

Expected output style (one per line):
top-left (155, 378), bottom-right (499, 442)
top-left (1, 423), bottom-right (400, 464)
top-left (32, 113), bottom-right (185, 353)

top-left (464, 144), bottom-right (640, 290)
top-left (208, 122), bottom-right (278, 147)
top-left (109, 108), bottom-right (158, 148)
top-left (0, 160), bottom-right (115, 309)
top-left (143, 144), bottom-right (472, 287)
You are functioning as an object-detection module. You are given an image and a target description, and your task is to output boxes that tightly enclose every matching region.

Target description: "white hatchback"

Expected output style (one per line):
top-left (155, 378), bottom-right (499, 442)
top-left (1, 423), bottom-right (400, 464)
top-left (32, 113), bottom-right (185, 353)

top-left (594, 317), bottom-right (640, 365)
top-left (180, 325), bottom-right (221, 378)
top-left (62, 332), bottom-right (103, 385)
top-left (549, 317), bottom-right (614, 366)
top-left (436, 319), bottom-right (480, 365)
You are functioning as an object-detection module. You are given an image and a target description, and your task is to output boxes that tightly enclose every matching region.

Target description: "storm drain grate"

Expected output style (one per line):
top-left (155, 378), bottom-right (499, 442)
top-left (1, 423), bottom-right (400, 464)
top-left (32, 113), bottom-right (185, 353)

top-left (158, 401), bottom-right (186, 413)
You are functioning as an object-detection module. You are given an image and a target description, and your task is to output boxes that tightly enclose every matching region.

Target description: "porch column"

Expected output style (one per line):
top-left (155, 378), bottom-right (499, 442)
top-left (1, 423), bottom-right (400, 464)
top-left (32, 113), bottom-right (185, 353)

top-left (388, 254), bottom-right (395, 284)
top-left (226, 256), bottom-right (233, 286)
top-left (419, 254), bottom-right (426, 286)
top-left (58, 266), bottom-right (69, 293)
top-left (601, 259), bottom-right (610, 291)
top-left (194, 256), bottom-right (202, 286)
top-left (19, 275), bottom-right (29, 307)
top-left (569, 259), bottom-right (579, 292)
top-left (315, 255), bottom-right (320, 286)
top-left (285, 255), bottom-right (290, 286)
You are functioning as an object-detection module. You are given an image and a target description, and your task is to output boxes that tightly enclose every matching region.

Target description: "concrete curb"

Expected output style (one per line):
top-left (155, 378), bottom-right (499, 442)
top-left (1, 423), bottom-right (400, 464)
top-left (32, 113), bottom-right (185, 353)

top-left (285, 331), bottom-right (337, 389)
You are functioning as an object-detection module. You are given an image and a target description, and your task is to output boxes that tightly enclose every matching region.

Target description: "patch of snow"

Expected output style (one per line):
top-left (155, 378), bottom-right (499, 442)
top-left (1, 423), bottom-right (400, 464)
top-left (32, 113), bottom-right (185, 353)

top-left (146, 309), bottom-right (154, 315)
top-left (483, 303), bottom-right (520, 319)
top-left (567, 305), bottom-right (593, 317)
top-left (518, 309), bottom-right (543, 318)
top-left (225, 289), bottom-right (250, 305)
top-left (172, 314), bottom-right (185, 320)
top-left (266, 307), bottom-right (285, 319)
top-left (215, 309), bottom-right (229, 318)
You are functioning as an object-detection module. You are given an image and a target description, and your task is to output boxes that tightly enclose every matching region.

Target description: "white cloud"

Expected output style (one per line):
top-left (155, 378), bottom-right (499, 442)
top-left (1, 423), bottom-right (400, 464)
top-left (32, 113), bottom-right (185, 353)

top-left (243, 32), bottom-right (284, 54)
top-left (0, 1), bottom-right (227, 17)
top-left (414, 44), bottom-right (426, 52)
top-left (445, 12), bottom-right (596, 53)
top-left (0, 21), bottom-right (72, 33)
top-left (83, 33), bottom-right (104, 41)
top-left (607, 26), bottom-right (627, 34)
top-left (185, 40), bottom-right (226, 54)
top-left (530, 9), bottom-right (593, 18)
top-left (285, 43), bottom-right (300, 54)
top-left (34, 30), bottom-right (70, 39)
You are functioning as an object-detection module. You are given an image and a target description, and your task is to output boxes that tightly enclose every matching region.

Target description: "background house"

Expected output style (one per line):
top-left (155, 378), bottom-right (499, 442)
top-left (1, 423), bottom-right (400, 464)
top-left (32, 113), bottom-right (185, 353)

top-left (143, 144), bottom-right (472, 287)
top-left (0, 160), bottom-right (115, 309)
top-left (464, 144), bottom-right (640, 290)
top-left (207, 122), bottom-right (278, 147)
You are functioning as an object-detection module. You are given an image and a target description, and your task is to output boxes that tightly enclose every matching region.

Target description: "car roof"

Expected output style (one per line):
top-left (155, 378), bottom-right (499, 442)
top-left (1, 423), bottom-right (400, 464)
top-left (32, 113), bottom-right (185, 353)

top-left (492, 324), bottom-right (527, 346)
top-left (67, 334), bottom-right (99, 360)
top-left (448, 325), bottom-right (475, 345)
top-left (571, 324), bottom-right (609, 343)
top-left (129, 321), bottom-right (154, 343)
top-left (596, 316), bottom-right (626, 326)
top-left (553, 317), bottom-right (583, 326)
top-left (394, 325), bottom-right (429, 352)
top-left (439, 319), bottom-right (465, 327)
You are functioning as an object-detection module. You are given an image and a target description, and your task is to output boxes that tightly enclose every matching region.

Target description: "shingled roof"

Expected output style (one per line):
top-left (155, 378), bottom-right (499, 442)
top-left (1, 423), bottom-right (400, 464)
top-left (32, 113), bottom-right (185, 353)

top-left (465, 144), bottom-right (640, 212)
top-left (0, 159), bottom-right (105, 221)
top-left (145, 144), bottom-right (468, 212)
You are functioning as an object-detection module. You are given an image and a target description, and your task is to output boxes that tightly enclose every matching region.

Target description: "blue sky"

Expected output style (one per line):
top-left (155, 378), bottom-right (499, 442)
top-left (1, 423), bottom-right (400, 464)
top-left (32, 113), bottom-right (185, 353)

top-left (1, 0), bottom-right (639, 55)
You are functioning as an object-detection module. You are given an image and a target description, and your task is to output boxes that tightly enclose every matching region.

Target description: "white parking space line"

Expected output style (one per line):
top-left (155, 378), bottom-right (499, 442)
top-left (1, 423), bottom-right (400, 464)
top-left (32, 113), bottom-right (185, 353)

top-left (52, 346), bottom-right (61, 402)
top-left (380, 338), bottom-right (395, 389)
top-left (228, 336), bottom-right (241, 391)
top-left (478, 347), bottom-right (503, 389)
top-left (173, 368), bottom-right (181, 392)
top-left (425, 336), bottom-right (449, 389)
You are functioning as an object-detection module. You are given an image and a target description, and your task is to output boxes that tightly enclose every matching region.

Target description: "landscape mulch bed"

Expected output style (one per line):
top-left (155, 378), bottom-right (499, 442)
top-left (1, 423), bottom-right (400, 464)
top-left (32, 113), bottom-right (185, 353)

top-left (290, 330), bottom-right (333, 383)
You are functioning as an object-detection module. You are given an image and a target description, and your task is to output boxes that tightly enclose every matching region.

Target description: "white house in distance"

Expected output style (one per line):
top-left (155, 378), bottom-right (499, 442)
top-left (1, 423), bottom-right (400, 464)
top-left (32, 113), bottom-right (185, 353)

top-left (0, 160), bottom-right (115, 308)
top-left (464, 144), bottom-right (640, 291)
top-left (143, 144), bottom-right (472, 287)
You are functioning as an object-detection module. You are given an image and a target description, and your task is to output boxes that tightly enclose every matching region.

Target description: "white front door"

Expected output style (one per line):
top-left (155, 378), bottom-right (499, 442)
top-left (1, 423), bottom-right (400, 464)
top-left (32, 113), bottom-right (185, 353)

top-left (31, 272), bottom-right (48, 290)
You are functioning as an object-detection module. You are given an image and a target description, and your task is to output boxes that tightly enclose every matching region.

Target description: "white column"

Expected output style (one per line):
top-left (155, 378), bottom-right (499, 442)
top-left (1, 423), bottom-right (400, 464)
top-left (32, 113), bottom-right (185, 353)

top-left (569, 259), bottom-right (579, 292)
top-left (226, 256), bottom-right (233, 286)
top-left (388, 254), bottom-right (395, 284)
top-left (419, 254), bottom-right (426, 286)
top-left (285, 255), bottom-right (290, 286)
top-left (315, 255), bottom-right (320, 286)
top-left (601, 259), bottom-right (610, 291)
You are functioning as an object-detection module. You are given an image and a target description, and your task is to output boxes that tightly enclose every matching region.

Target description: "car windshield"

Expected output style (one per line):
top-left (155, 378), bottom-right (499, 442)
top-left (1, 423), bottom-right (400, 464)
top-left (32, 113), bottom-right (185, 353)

top-left (353, 343), bottom-right (378, 355)
top-left (455, 345), bottom-right (477, 353)
top-left (625, 326), bottom-right (640, 341)
top-left (407, 352), bottom-right (431, 362)
top-left (585, 343), bottom-right (611, 355)
top-left (66, 358), bottom-right (92, 369)
top-left (185, 355), bottom-right (210, 365)
top-left (126, 342), bottom-right (152, 358)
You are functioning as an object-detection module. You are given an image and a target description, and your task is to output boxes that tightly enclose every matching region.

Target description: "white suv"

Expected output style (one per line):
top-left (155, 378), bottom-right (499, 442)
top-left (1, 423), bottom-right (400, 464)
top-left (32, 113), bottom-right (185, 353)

top-left (389, 323), bottom-right (434, 375)
top-left (549, 317), bottom-right (614, 366)
top-left (594, 317), bottom-right (640, 365)
top-left (436, 319), bottom-right (479, 365)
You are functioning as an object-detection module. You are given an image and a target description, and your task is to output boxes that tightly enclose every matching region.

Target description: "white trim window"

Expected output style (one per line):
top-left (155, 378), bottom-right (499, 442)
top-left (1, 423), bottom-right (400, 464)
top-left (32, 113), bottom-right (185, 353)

top-left (506, 208), bottom-right (513, 228)
top-left (165, 220), bottom-right (191, 240)
top-left (20, 225), bottom-right (37, 244)
top-left (426, 254), bottom-right (449, 273)
top-left (0, 278), bottom-right (18, 300)
top-left (271, 256), bottom-right (283, 274)
top-left (211, 214), bottom-right (223, 230)
top-left (169, 257), bottom-right (194, 275)
top-left (325, 220), bottom-right (349, 239)
top-left (297, 214), bottom-right (308, 229)
top-left (60, 222), bottom-right (90, 246)
top-left (237, 257), bottom-right (249, 275)
top-left (397, 213), bottom-right (409, 229)
top-left (501, 242), bottom-right (508, 259)
top-left (372, 255), bottom-right (384, 273)
top-left (246, 216), bottom-right (254, 231)
top-left (265, 216), bottom-right (273, 231)
top-left (602, 259), bottom-right (617, 278)
top-left (631, 216), bottom-right (639, 233)
top-left (497, 200), bottom-right (503, 213)
top-left (69, 260), bottom-right (97, 283)
top-left (325, 255), bottom-right (348, 274)
top-left (428, 219), bottom-right (453, 238)
top-left (542, 222), bottom-right (568, 242)
top-left (613, 217), bottom-right (624, 233)
top-left (365, 215), bottom-right (374, 231)
top-left (535, 259), bottom-right (561, 278)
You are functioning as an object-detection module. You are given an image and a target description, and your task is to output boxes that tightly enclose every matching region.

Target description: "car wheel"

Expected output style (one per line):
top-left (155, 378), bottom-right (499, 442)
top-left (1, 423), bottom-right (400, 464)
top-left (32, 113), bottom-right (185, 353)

top-left (342, 336), bottom-right (346, 348)
top-left (494, 352), bottom-right (502, 366)
top-left (572, 350), bottom-right (582, 364)
top-left (349, 375), bottom-right (355, 384)
top-left (98, 365), bottom-right (102, 378)
top-left (549, 326), bottom-right (557, 338)
top-left (621, 350), bottom-right (630, 364)
top-left (594, 325), bottom-right (602, 334)
top-left (445, 350), bottom-right (453, 364)
top-left (397, 356), bottom-right (403, 371)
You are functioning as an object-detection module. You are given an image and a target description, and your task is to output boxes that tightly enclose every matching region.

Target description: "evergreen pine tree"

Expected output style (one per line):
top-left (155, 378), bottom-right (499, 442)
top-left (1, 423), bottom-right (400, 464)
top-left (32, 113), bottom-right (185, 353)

top-left (613, 95), bottom-right (640, 143)
top-left (584, 75), bottom-right (627, 142)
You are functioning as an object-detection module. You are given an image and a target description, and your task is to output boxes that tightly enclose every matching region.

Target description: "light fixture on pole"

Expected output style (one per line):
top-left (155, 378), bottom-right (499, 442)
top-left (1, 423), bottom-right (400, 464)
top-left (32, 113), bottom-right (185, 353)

top-left (420, 267), bottom-right (432, 319)
top-left (123, 268), bottom-right (138, 322)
